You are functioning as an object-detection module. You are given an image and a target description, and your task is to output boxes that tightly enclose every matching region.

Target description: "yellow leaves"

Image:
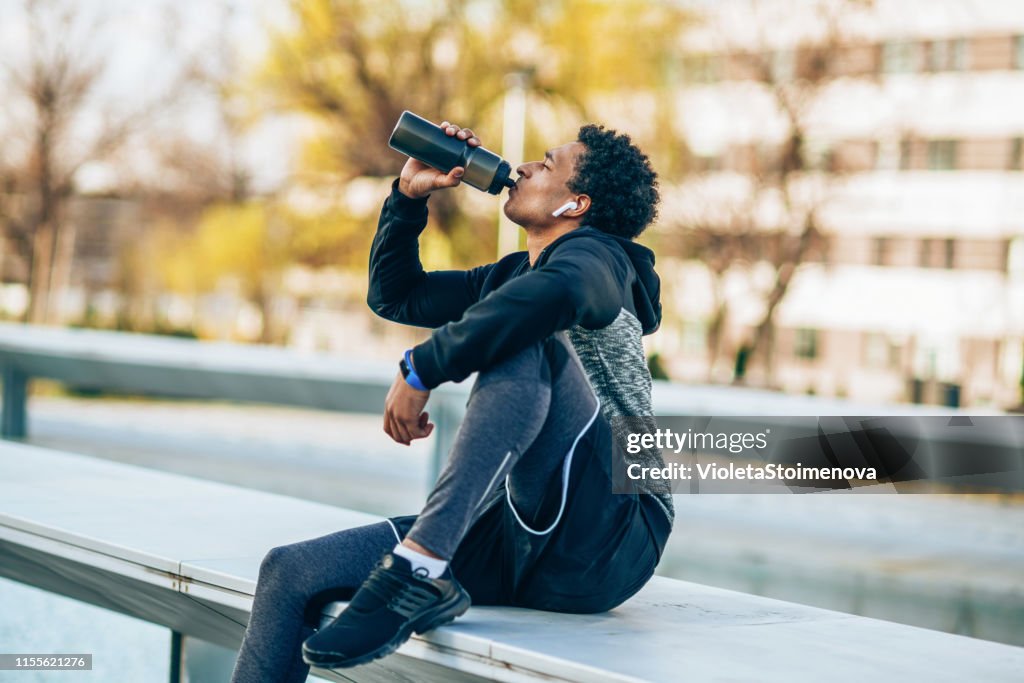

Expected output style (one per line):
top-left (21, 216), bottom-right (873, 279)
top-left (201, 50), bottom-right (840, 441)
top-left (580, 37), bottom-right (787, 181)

top-left (297, 0), bottom-right (336, 40)
top-left (149, 202), bottom-right (283, 299)
top-left (250, 0), bottom-right (692, 268)
top-left (487, 0), bottom-right (689, 95)
top-left (149, 189), bottom-right (378, 304)
top-left (151, 226), bottom-right (200, 295)
top-left (284, 206), bottom-right (374, 269)
top-left (195, 203), bottom-right (277, 292)
top-left (299, 132), bottom-right (347, 177)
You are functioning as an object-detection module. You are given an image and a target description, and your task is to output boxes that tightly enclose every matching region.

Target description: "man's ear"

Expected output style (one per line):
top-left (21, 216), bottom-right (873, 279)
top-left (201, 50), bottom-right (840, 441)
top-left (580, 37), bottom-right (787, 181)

top-left (565, 195), bottom-right (591, 218)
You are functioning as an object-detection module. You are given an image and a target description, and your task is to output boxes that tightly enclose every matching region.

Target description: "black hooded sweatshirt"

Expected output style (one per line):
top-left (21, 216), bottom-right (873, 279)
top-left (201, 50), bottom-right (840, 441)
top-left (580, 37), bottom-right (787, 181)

top-left (368, 183), bottom-right (674, 520)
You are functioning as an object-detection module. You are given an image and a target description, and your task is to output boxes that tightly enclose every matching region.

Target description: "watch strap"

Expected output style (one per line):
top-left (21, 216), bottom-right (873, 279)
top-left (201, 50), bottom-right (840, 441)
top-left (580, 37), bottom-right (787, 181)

top-left (401, 349), bottom-right (429, 391)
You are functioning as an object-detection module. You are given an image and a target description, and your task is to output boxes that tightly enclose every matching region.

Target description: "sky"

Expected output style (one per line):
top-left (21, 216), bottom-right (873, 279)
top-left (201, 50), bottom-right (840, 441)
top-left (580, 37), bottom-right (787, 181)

top-left (0, 0), bottom-right (297, 194)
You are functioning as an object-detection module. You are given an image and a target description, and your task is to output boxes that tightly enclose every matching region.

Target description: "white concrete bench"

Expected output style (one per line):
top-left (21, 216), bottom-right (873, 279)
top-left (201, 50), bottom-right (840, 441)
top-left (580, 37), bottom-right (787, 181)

top-left (2, 442), bottom-right (1022, 682)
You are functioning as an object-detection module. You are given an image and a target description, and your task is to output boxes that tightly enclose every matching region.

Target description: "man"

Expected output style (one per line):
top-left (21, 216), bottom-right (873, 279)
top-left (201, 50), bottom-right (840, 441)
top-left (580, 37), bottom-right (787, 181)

top-left (229, 120), bottom-right (673, 682)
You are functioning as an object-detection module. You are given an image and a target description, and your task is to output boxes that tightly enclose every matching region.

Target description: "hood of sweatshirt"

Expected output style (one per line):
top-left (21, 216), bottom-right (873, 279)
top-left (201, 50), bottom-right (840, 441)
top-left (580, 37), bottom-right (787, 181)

top-left (535, 227), bottom-right (662, 335)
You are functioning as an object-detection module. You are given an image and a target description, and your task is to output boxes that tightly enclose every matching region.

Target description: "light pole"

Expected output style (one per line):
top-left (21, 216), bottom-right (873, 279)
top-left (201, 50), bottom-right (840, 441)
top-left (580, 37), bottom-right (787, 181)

top-left (498, 71), bottom-right (528, 259)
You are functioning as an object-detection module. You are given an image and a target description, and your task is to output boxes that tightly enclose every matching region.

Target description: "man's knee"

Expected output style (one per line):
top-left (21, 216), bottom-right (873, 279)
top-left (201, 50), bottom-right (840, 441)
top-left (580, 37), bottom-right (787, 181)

top-left (258, 544), bottom-right (303, 584)
top-left (475, 340), bottom-right (547, 385)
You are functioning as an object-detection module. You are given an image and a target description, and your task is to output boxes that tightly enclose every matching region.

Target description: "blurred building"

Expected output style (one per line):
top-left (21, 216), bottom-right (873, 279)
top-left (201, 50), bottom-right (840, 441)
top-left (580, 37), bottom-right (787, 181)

top-left (66, 197), bottom-right (142, 290)
top-left (0, 195), bottom-right (142, 322)
top-left (660, 0), bottom-right (1024, 409)
top-left (51, 196), bottom-right (144, 325)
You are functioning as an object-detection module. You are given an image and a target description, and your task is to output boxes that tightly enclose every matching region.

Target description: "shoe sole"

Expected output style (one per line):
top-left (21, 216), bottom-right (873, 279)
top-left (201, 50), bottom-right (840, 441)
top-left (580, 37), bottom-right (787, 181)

top-left (302, 588), bottom-right (471, 670)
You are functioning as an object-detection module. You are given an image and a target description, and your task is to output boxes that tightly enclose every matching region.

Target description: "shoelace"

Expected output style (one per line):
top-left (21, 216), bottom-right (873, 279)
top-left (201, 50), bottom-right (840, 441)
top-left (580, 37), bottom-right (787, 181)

top-left (362, 562), bottom-right (439, 618)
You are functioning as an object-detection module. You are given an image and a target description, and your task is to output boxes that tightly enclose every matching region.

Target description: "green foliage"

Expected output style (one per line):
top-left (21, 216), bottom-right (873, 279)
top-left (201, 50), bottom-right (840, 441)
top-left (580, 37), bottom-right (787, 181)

top-left (647, 351), bottom-right (670, 380)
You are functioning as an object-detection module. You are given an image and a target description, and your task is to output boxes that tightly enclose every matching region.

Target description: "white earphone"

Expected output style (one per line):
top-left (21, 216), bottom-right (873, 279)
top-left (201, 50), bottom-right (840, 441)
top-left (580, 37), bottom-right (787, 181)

top-left (552, 201), bottom-right (579, 217)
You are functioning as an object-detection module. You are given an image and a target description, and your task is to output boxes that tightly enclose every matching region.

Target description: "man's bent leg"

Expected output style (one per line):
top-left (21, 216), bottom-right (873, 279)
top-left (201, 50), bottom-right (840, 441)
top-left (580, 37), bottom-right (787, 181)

top-left (406, 341), bottom-right (559, 559)
top-left (302, 337), bottom-right (597, 669)
top-left (230, 521), bottom-right (397, 683)
top-left (408, 335), bottom-right (599, 556)
top-left (451, 337), bottom-right (669, 614)
top-left (505, 335), bottom-right (600, 530)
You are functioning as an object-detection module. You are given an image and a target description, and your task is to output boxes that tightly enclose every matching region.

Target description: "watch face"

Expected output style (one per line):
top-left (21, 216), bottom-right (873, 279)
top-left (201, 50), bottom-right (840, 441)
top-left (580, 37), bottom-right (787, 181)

top-left (400, 357), bottom-right (411, 379)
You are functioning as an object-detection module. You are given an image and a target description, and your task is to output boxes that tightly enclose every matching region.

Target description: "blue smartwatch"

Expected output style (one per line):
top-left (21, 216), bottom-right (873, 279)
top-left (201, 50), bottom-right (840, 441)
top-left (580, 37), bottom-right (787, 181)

top-left (400, 349), bottom-right (428, 391)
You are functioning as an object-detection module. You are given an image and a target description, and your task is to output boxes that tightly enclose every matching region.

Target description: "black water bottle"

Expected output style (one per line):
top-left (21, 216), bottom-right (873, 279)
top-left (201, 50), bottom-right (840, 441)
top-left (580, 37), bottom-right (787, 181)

top-left (389, 111), bottom-right (515, 195)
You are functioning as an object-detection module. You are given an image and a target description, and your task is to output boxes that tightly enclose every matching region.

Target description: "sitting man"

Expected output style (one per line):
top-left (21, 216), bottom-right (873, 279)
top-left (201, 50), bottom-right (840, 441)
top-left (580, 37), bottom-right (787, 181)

top-left (230, 120), bottom-right (674, 682)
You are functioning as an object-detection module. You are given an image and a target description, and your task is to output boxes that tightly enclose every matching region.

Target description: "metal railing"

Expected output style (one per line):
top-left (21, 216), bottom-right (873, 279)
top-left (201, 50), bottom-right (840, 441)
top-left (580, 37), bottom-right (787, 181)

top-left (0, 323), bottom-right (472, 483)
top-left (4, 322), bottom-right (1019, 492)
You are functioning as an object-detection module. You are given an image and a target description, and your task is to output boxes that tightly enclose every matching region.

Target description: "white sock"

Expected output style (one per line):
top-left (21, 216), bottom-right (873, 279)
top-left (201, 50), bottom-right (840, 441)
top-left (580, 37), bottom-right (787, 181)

top-left (393, 543), bottom-right (448, 578)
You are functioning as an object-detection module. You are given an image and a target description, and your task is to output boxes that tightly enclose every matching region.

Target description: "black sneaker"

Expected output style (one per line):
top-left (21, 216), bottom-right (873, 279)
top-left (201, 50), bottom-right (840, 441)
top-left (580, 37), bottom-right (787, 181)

top-left (301, 552), bottom-right (471, 669)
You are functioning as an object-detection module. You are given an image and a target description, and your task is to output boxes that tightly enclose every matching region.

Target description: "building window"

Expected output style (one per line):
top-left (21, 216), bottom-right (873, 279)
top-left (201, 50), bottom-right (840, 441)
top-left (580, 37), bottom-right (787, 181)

top-left (927, 139), bottom-right (958, 170)
top-left (1007, 237), bottom-right (1024, 276)
top-left (771, 50), bottom-right (796, 82)
top-left (802, 138), bottom-right (833, 171)
top-left (1010, 137), bottom-right (1023, 171)
top-left (692, 154), bottom-right (723, 172)
top-left (927, 39), bottom-right (968, 71)
top-left (1007, 236), bottom-right (1024, 276)
top-left (685, 55), bottom-right (721, 83)
top-left (864, 333), bottom-right (900, 370)
top-left (681, 321), bottom-right (707, 355)
top-left (953, 39), bottom-right (968, 70)
top-left (899, 138), bottom-right (913, 170)
top-left (875, 139), bottom-right (900, 170)
top-left (882, 41), bottom-right (918, 73)
top-left (872, 237), bottom-right (890, 266)
top-left (919, 238), bottom-right (956, 269)
top-left (808, 234), bottom-right (832, 264)
top-left (794, 328), bottom-right (819, 360)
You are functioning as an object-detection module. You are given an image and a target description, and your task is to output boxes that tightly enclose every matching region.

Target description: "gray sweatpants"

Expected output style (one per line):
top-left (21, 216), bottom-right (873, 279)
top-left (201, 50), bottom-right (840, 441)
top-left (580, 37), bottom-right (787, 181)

top-left (231, 336), bottom-right (598, 682)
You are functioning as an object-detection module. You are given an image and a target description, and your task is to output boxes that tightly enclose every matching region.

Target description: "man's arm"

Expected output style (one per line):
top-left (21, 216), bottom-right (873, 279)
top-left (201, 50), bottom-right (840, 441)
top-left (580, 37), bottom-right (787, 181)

top-left (374, 119), bottom-right (501, 447)
top-left (367, 181), bottom-right (492, 328)
top-left (410, 238), bottom-right (624, 389)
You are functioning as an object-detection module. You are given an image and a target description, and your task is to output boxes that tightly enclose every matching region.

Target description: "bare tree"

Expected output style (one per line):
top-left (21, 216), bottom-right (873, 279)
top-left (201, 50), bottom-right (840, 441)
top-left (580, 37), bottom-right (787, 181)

top-left (0, 0), bottom-right (194, 324)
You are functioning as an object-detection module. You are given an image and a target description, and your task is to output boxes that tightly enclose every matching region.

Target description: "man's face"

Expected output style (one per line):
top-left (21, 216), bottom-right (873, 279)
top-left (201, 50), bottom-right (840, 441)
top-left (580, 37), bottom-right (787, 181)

top-left (503, 141), bottom-right (585, 228)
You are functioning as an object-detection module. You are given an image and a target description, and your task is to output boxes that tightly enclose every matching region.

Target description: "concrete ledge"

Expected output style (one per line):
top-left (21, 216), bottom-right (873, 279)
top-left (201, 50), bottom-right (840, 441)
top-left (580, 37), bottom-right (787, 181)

top-left (2, 443), bottom-right (1022, 682)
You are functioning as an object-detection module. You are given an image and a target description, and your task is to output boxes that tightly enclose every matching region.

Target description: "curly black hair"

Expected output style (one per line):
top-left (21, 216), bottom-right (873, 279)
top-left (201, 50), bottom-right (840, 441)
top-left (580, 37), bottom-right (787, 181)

top-left (567, 124), bottom-right (659, 239)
